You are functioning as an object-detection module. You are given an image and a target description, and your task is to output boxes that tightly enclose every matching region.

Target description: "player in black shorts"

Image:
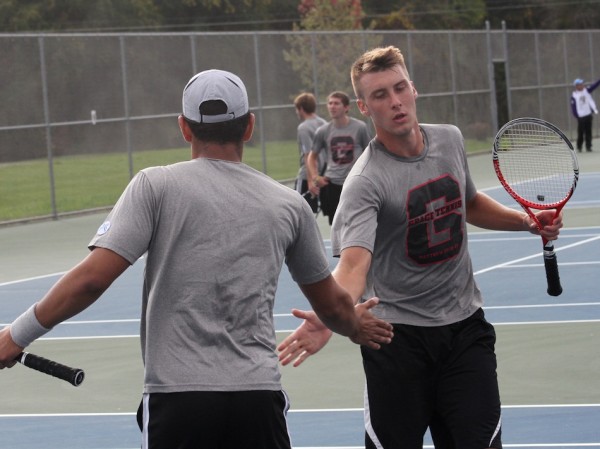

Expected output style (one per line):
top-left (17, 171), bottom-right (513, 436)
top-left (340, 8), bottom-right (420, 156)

top-left (362, 309), bottom-right (502, 448)
top-left (137, 390), bottom-right (292, 449)
top-left (279, 46), bottom-right (562, 449)
top-left (0, 69), bottom-right (394, 449)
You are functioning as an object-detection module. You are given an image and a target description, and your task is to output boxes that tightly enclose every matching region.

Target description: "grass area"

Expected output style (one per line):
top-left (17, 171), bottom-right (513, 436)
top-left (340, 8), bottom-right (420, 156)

top-left (0, 139), bottom-right (489, 222)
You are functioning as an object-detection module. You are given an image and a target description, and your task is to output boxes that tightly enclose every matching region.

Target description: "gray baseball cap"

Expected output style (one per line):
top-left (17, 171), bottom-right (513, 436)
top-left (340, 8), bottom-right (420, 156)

top-left (182, 69), bottom-right (249, 123)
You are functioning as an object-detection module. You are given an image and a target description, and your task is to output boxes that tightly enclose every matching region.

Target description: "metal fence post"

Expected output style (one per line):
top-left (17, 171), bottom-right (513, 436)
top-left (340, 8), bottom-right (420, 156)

top-left (485, 21), bottom-right (498, 133)
top-left (252, 33), bottom-right (267, 175)
top-left (38, 35), bottom-right (58, 219)
top-left (310, 33), bottom-right (319, 100)
top-left (119, 36), bottom-right (134, 180)
top-left (448, 32), bottom-right (459, 126)
top-left (501, 21), bottom-right (512, 121)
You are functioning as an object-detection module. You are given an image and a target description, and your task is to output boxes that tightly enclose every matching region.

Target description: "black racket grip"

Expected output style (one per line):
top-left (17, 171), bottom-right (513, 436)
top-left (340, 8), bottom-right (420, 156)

top-left (16, 352), bottom-right (85, 387)
top-left (543, 242), bottom-right (563, 297)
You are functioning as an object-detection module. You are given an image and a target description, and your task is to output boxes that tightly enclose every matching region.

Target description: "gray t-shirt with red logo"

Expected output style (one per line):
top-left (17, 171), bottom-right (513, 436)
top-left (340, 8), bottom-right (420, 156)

top-left (312, 117), bottom-right (371, 185)
top-left (331, 124), bottom-right (483, 326)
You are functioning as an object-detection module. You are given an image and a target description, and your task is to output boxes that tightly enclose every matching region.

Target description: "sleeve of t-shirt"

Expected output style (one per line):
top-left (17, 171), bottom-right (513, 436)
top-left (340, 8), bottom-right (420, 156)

top-left (298, 127), bottom-right (313, 155)
top-left (311, 125), bottom-right (327, 156)
top-left (285, 197), bottom-right (331, 285)
top-left (457, 130), bottom-right (477, 202)
top-left (331, 174), bottom-right (379, 257)
top-left (88, 170), bottom-right (157, 264)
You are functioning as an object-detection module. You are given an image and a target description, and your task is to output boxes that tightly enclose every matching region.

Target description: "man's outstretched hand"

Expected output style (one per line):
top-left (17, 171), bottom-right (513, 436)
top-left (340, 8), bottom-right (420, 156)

top-left (278, 298), bottom-right (393, 367)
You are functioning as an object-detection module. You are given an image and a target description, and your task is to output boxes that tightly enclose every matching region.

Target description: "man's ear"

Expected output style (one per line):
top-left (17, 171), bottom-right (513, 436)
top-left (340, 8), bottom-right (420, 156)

top-left (243, 113), bottom-right (256, 142)
top-left (357, 99), bottom-right (369, 117)
top-left (412, 82), bottom-right (418, 99)
top-left (178, 115), bottom-right (193, 143)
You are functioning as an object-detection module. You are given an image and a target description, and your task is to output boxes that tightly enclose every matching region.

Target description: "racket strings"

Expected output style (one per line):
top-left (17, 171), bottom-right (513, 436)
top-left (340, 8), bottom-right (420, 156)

top-left (495, 123), bottom-right (575, 207)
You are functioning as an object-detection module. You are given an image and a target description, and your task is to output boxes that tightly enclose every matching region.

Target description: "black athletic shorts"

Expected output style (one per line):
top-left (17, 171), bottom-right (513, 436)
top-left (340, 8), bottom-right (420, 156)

top-left (361, 308), bottom-right (502, 449)
top-left (296, 178), bottom-right (319, 213)
top-left (136, 390), bottom-right (292, 449)
top-left (319, 181), bottom-right (343, 225)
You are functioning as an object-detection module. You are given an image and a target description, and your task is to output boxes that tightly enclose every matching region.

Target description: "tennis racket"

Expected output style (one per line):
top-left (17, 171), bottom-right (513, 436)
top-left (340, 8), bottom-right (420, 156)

top-left (15, 352), bottom-right (85, 387)
top-left (493, 117), bottom-right (579, 296)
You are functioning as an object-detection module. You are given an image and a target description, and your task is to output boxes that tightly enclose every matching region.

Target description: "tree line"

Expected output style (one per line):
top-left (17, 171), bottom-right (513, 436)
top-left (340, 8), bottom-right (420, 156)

top-left (1, 0), bottom-right (598, 33)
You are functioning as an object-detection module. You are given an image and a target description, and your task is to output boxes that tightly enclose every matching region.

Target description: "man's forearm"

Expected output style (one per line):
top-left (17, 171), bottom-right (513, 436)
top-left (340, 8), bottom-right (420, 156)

top-left (306, 152), bottom-right (319, 185)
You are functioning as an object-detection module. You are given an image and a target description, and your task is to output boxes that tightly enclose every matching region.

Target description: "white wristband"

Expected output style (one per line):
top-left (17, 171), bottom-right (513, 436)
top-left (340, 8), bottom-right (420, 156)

top-left (9, 304), bottom-right (52, 348)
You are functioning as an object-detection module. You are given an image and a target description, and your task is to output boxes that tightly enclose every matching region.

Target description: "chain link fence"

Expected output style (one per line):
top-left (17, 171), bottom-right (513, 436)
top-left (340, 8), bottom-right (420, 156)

top-left (1, 27), bottom-right (598, 223)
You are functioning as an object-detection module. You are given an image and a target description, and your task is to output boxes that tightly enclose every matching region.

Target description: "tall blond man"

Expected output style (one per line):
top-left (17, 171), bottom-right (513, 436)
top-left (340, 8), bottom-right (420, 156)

top-left (280, 46), bottom-right (563, 449)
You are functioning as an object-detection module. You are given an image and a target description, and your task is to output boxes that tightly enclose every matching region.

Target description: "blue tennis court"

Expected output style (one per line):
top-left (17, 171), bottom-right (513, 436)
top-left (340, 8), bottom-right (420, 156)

top-left (0, 165), bottom-right (599, 448)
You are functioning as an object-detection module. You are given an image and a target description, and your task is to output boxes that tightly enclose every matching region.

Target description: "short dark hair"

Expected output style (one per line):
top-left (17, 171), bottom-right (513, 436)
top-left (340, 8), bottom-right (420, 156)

top-left (184, 112), bottom-right (250, 144)
top-left (294, 93), bottom-right (318, 114)
top-left (328, 91), bottom-right (350, 107)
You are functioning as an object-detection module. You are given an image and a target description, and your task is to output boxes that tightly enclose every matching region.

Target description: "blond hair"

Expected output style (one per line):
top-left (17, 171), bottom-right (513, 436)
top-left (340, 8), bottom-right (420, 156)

top-left (351, 46), bottom-right (408, 99)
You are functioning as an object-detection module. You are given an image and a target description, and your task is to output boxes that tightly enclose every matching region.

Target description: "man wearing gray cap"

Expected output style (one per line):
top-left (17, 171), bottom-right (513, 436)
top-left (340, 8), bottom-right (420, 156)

top-left (571, 77), bottom-right (600, 152)
top-left (0, 69), bottom-right (393, 448)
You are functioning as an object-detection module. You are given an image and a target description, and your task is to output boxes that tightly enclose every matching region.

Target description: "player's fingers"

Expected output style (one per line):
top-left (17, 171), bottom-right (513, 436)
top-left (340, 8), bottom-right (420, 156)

top-left (280, 344), bottom-right (308, 367)
top-left (0, 360), bottom-right (17, 369)
top-left (373, 327), bottom-right (394, 342)
top-left (363, 340), bottom-right (382, 350)
top-left (279, 351), bottom-right (293, 366)
top-left (278, 346), bottom-right (296, 365)
top-left (277, 333), bottom-right (297, 351)
top-left (292, 351), bottom-right (309, 367)
top-left (359, 297), bottom-right (380, 310)
top-left (278, 338), bottom-right (305, 359)
top-left (290, 309), bottom-right (312, 320)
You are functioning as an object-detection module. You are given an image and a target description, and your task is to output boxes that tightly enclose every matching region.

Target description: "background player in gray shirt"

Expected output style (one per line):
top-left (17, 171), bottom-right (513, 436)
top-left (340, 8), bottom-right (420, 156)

top-left (0, 69), bottom-right (393, 449)
top-left (294, 92), bottom-right (327, 212)
top-left (279, 46), bottom-right (563, 449)
top-left (306, 90), bottom-right (371, 224)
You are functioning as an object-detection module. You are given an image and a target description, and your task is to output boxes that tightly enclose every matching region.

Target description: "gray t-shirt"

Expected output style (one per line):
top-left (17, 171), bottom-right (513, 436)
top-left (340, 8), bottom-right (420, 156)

top-left (312, 117), bottom-right (371, 185)
top-left (297, 115), bottom-right (327, 180)
top-left (331, 124), bottom-right (483, 326)
top-left (89, 158), bottom-right (331, 393)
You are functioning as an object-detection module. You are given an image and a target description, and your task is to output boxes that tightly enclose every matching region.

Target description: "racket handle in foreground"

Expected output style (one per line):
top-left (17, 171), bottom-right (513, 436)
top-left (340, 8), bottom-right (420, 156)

top-left (16, 352), bottom-right (85, 387)
top-left (543, 241), bottom-right (563, 297)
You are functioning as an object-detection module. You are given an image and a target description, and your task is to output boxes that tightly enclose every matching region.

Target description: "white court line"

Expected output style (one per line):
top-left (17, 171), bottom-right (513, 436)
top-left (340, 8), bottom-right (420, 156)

top-left (5, 303), bottom-right (599, 328)
top-left (1, 230), bottom-right (597, 287)
top-left (19, 317), bottom-right (599, 339)
top-left (474, 235), bottom-right (600, 275)
top-left (2, 403), bottom-right (598, 418)
top-left (34, 334), bottom-right (139, 341)
top-left (13, 320), bottom-right (600, 340)
top-left (0, 412), bottom-right (134, 418)
top-left (1, 408), bottom-right (598, 449)
top-left (494, 319), bottom-right (600, 326)
top-left (484, 302), bottom-right (600, 310)
top-left (499, 445), bottom-right (600, 448)
top-left (469, 232), bottom-right (600, 242)
top-left (0, 271), bottom-right (66, 286)
top-left (504, 261), bottom-right (600, 268)
top-left (5, 301), bottom-right (600, 325)
top-left (289, 404), bottom-right (600, 412)
top-left (60, 318), bottom-right (139, 324)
